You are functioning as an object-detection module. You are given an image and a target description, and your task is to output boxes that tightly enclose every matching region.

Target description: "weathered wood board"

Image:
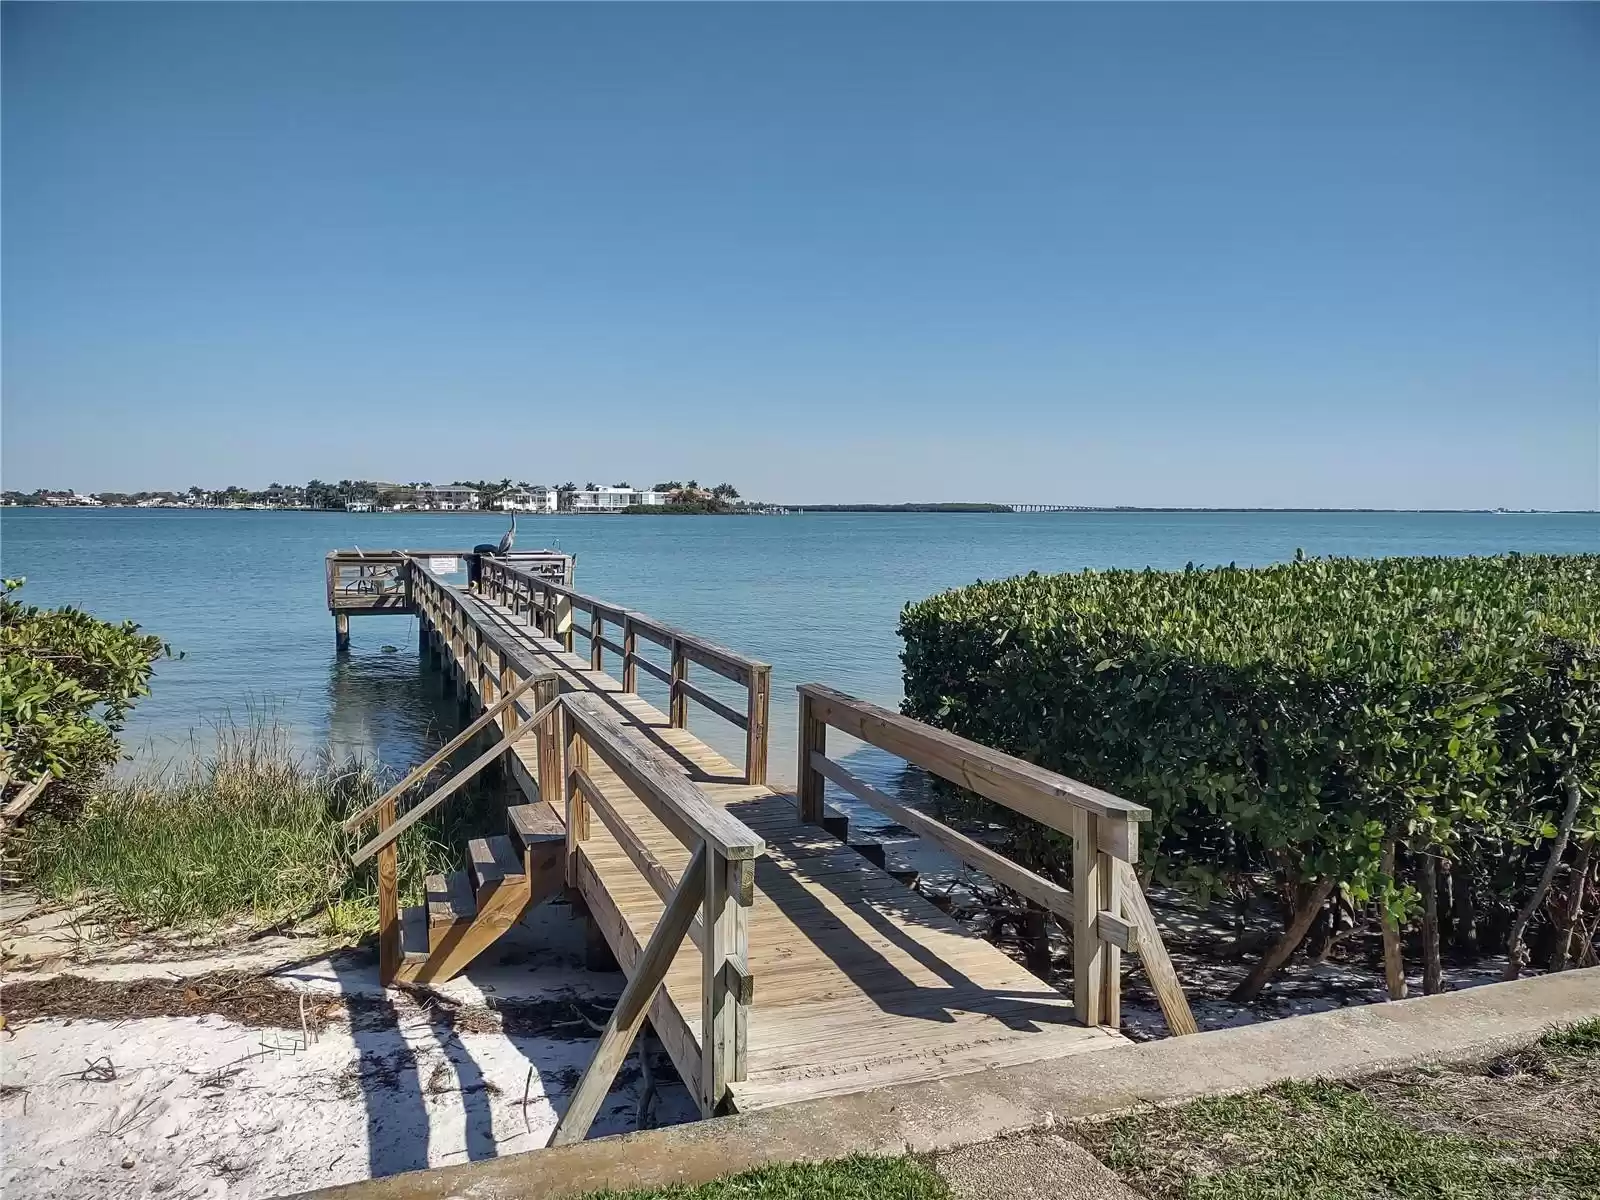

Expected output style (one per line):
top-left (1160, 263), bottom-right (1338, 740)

top-left (448, 594), bottom-right (1129, 1113)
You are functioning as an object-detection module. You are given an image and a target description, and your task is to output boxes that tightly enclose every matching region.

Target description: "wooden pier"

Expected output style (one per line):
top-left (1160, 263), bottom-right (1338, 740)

top-left (330, 549), bottom-right (1195, 1143)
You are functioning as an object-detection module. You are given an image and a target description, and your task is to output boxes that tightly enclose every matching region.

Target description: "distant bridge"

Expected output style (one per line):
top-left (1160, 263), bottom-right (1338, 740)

top-left (1009, 503), bottom-right (1099, 513)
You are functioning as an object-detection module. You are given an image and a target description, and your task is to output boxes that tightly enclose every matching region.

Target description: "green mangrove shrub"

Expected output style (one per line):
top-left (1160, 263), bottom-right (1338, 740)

top-left (1, 578), bottom-right (170, 813)
top-left (900, 554), bottom-right (1600, 987)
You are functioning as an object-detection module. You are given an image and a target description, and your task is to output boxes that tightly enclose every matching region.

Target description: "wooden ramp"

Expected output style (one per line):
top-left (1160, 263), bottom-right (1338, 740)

top-left (463, 595), bottom-right (1128, 1113)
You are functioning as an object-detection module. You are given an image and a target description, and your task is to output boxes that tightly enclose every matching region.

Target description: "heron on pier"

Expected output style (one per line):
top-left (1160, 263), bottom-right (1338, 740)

top-left (473, 513), bottom-right (516, 562)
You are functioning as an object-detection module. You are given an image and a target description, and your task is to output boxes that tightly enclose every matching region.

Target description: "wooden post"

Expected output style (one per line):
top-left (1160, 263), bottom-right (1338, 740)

top-left (500, 663), bottom-right (517, 740)
top-left (417, 616), bottom-right (429, 661)
top-left (670, 640), bottom-right (688, 728)
top-left (590, 611), bottom-right (603, 672)
top-left (377, 796), bottom-right (400, 984)
top-left (536, 678), bottom-right (562, 809)
top-left (554, 593), bottom-right (574, 653)
top-left (335, 611), bottom-right (350, 651)
top-left (797, 691), bottom-right (825, 825)
top-left (564, 715), bottom-right (590, 888)
top-left (481, 645), bottom-right (499, 714)
top-left (1098, 816), bottom-right (1136, 1027)
top-left (745, 665), bottom-right (770, 787)
top-left (622, 618), bottom-right (638, 692)
top-left (1072, 808), bottom-right (1110, 1026)
top-left (701, 850), bottom-right (751, 1114)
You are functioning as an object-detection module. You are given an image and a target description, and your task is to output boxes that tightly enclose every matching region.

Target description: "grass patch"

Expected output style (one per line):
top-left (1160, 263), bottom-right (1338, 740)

top-left (579, 1156), bottom-right (949, 1200)
top-left (1079, 1019), bottom-right (1600, 1200)
top-left (15, 723), bottom-right (490, 936)
top-left (1535, 1017), bottom-right (1600, 1060)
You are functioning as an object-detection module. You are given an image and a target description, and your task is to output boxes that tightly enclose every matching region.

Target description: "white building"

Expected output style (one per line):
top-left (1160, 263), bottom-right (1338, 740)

top-left (568, 487), bottom-right (667, 512)
top-left (495, 487), bottom-right (558, 513)
top-left (413, 485), bottom-right (480, 511)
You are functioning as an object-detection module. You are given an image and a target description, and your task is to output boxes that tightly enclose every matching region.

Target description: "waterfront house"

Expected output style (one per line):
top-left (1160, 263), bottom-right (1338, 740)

top-left (263, 484), bottom-right (306, 508)
top-left (495, 486), bottom-right (558, 513)
top-left (413, 485), bottom-right (481, 511)
top-left (568, 486), bottom-right (667, 512)
top-left (41, 490), bottom-right (102, 507)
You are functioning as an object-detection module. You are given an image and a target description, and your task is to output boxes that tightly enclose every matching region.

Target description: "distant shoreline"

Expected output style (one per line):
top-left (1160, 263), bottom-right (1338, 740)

top-left (4, 504), bottom-right (1594, 516)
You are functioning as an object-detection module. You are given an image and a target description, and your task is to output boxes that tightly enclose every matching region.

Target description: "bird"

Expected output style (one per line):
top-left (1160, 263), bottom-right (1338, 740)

top-left (495, 513), bottom-right (516, 556)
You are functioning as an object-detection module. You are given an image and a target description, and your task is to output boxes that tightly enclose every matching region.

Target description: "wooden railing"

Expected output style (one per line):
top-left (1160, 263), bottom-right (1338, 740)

top-left (552, 691), bottom-right (763, 1143)
top-left (476, 556), bottom-right (773, 787)
top-left (373, 559), bottom-right (764, 1139)
top-left (325, 549), bottom-right (420, 611)
top-left (797, 683), bottom-right (1196, 1036)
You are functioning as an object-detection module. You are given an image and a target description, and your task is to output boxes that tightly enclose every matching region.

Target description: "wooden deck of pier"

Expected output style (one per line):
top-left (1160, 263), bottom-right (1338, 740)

top-left (460, 595), bottom-right (1126, 1112)
top-left (338, 549), bottom-right (1194, 1139)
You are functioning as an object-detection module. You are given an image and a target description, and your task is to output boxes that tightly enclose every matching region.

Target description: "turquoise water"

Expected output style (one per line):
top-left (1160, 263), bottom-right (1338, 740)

top-left (3, 507), bottom-right (1596, 791)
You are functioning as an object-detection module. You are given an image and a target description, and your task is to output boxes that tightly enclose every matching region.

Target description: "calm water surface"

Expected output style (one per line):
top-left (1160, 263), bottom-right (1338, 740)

top-left (4, 508), bottom-right (1596, 799)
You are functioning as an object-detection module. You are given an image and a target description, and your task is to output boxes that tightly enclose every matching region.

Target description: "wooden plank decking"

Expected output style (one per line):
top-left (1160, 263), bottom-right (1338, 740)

top-left (459, 593), bottom-right (1128, 1113)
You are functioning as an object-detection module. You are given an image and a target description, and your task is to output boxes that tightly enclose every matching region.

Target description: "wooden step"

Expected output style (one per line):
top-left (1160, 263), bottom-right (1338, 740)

top-left (426, 871), bottom-right (476, 948)
top-left (508, 802), bottom-right (565, 849)
top-left (469, 834), bottom-right (526, 892)
top-left (399, 905), bottom-right (430, 963)
top-left (849, 839), bottom-right (888, 869)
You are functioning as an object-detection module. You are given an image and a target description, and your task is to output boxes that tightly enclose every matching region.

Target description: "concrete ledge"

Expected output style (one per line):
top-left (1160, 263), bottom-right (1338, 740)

top-left (295, 968), bottom-right (1600, 1200)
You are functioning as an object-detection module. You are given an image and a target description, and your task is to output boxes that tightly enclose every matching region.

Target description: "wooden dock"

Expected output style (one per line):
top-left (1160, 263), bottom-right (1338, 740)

top-left (334, 550), bottom-right (1195, 1142)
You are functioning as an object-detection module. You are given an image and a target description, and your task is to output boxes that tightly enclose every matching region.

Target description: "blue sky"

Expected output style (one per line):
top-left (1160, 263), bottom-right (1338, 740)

top-left (3, 4), bottom-right (1597, 508)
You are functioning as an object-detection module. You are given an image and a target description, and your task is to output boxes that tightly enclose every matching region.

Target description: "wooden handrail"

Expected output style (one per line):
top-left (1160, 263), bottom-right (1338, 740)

top-left (562, 693), bottom-right (763, 860)
top-left (351, 694), bottom-right (560, 866)
top-left (811, 751), bottom-right (1073, 920)
top-left (674, 677), bottom-right (748, 730)
top-left (342, 670), bottom-right (554, 833)
top-left (406, 559), bottom-right (561, 716)
top-left (573, 765), bottom-right (709, 951)
top-left (476, 555), bottom-right (771, 786)
top-left (797, 682), bottom-right (1193, 1037)
top-left (797, 682), bottom-right (1149, 830)
top-left (483, 558), bottom-right (769, 690)
top-left (559, 691), bottom-right (761, 1127)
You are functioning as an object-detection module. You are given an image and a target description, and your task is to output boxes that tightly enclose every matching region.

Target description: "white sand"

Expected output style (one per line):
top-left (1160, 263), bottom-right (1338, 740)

top-left (1, 905), bottom-right (697, 1200)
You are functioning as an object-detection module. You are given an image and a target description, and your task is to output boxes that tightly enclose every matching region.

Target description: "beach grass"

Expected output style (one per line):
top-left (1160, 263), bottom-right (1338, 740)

top-left (15, 722), bottom-right (480, 935)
